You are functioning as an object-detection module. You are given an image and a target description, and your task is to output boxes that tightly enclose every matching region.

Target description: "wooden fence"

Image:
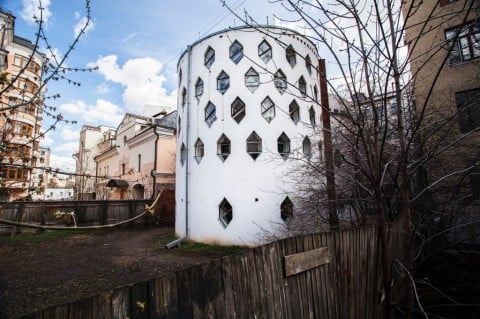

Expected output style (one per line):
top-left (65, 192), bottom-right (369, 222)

top-left (18, 226), bottom-right (407, 319)
top-left (0, 199), bottom-right (162, 234)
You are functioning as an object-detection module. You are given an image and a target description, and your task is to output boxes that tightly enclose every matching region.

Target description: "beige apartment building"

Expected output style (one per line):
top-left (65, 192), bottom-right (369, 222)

top-left (0, 10), bottom-right (46, 201)
top-left (402, 0), bottom-right (480, 205)
top-left (94, 111), bottom-right (176, 201)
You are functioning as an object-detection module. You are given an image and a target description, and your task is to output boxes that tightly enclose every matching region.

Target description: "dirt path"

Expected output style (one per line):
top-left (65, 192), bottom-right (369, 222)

top-left (0, 226), bottom-right (235, 318)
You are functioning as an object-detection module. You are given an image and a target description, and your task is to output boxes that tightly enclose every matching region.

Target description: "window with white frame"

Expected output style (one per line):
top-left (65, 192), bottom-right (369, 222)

top-left (303, 136), bottom-right (312, 158)
top-left (274, 69), bottom-right (287, 94)
top-left (258, 40), bottom-right (272, 63)
top-left (219, 198), bottom-right (233, 227)
top-left (445, 20), bottom-right (480, 65)
top-left (281, 197), bottom-right (293, 223)
top-left (313, 85), bottom-right (318, 102)
top-left (298, 76), bottom-right (306, 96)
top-left (195, 77), bottom-right (204, 101)
top-left (205, 46), bottom-right (215, 69)
top-left (277, 133), bottom-right (290, 160)
top-left (217, 134), bottom-right (231, 162)
top-left (261, 96), bottom-right (275, 123)
top-left (205, 101), bottom-right (217, 127)
top-left (217, 70), bottom-right (230, 94)
top-left (246, 131), bottom-right (262, 160)
top-left (194, 138), bottom-right (204, 163)
top-left (230, 40), bottom-right (244, 64)
top-left (231, 97), bottom-right (246, 124)
top-left (245, 67), bottom-right (259, 93)
top-left (286, 45), bottom-right (296, 67)
top-left (289, 100), bottom-right (300, 124)
top-left (178, 116), bottom-right (181, 135)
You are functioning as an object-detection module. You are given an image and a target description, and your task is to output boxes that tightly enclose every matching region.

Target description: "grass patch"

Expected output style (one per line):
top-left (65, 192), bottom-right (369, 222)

top-left (179, 241), bottom-right (244, 254)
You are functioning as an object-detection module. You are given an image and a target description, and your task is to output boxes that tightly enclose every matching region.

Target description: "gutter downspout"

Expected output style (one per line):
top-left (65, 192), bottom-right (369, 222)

top-left (166, 45), bottom-right (192, 249)
top-left (151, 126), bottom-right (159, 200)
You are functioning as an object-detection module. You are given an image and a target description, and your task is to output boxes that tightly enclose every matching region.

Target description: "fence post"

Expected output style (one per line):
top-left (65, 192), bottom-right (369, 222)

top-left (12, 202), bottom-right (25, 236)
top-left (101, 201), bottom-right (109, 225)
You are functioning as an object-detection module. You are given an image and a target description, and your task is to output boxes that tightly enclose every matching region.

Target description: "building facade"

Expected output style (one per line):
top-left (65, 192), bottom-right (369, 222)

top-left (94, 111), bottom-right (176, 200)
top-left (176, 26), bottom-right (323, 246)
top-left (402, 0), bottom-right (480, 205)
top-left (73, 124), bottom-right (116, 199)
top-left (0, 10), bottom-right (46, 201)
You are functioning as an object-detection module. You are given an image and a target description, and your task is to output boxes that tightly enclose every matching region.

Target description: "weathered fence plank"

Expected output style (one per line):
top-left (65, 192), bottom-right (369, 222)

top-left (19, 226), bottom-right (407, 319)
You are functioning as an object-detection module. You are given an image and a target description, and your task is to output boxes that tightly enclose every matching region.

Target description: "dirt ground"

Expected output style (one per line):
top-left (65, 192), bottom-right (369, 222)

top-left (0, 226), bottom-right (242, 319)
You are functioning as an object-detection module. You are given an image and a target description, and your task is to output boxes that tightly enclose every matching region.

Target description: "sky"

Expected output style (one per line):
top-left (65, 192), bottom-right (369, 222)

top-left (2, 0), bottom-right (304, 174)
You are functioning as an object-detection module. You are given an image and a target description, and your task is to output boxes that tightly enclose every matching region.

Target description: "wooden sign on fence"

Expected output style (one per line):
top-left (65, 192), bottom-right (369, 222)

top-left (284, 247), bottom-right (330, 277)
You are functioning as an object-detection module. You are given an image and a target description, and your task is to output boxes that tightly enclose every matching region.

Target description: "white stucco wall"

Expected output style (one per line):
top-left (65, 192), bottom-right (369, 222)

top-left (176, 26), bottom-right (322, 246)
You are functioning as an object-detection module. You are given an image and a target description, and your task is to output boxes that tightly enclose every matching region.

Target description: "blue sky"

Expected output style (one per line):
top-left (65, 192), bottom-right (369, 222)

top-left (3, 0), bottom-right (302, 173)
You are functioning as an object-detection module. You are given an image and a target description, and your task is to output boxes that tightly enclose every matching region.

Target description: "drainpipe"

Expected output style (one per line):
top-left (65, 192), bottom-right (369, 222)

top-left (151, 126), bottom-right (159, 200)
top-left (166, 45), bottom-right (192, 249)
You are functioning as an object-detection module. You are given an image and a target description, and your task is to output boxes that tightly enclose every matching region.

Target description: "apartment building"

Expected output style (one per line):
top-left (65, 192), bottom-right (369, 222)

top-left (402, 0), bottom-right (480, 205)
top-left (73, 124), bottom-right (116, 199)
top-left (94, 111), bottom-right (176, 200)
top-left (0, 10), bottom-right (46, 201)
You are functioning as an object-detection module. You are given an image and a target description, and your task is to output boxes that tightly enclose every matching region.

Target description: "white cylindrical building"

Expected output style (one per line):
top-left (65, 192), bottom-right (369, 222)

top-left (176, 26), bottom-right (322, 246)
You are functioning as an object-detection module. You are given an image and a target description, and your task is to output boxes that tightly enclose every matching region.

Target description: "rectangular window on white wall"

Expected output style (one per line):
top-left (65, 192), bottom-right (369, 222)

top-left (138, 154), bottom-right (141, 172)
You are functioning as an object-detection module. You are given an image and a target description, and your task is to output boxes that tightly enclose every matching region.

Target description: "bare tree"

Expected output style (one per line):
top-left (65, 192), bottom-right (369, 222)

top-left (0, 0), bottom-right (95, 201)
top-left (222, 0), bottom-right (479, 317)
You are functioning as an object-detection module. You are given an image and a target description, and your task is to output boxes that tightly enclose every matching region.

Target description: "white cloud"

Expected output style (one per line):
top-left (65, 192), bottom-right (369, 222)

top-left (59, 99), bottom-right (124, 126)
top-left (121, 32), bottom-right (137, 43)
top-left (95, 82), bottom-right (111, 94)
top-left (90, 55), bottom-right (177, 112)
top-left (40, 135), bottom-right (54, 147)
top-left (60, 127), bottom-right (80, 141)
top-left (54, 141), bottom-right (78, 153)
top-left (49, 154), bottom-right (76, 173)
top-left (73, 15), bottom-right (95, 38)
top-left (20, 0), bottom-right (52, 25)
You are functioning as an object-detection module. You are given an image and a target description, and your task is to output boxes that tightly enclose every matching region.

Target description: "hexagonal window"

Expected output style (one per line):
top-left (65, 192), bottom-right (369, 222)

top-left (286, 45), bottom-right (296, 67)
top-left (205, 101), bottom-right (217, 127)
top-left (230, 40), bottom-right (244, 64)
top-left (298, 76), bottom-right (306, 96)
top-left (217, 134), bottom-right (231, 162)
top-left (309, 106), bottom-right (316, 126)
top-left (195, 77), bottom-right (204, 101)
top-left (181, 87), bottom-right (187, 108)
top-left (281, 197), bottom-right (293, 223)
top-left (258, 40), bottom-right (272, 63)
top-left (205, 46), bottom-right (215, 69)
top-left (305, 54), bottom-right (312, 74)
top-left (274, 69), bottom-right (287, 94)
top-left (247, 131), bottom-right (262, 160)
top-left (231, 97), bottom-right (246, 124)
top-left (219, 198), bottom-right (233, 228)
top-left (303, 136), bottom-right (312, 158)
top-left (277, 132), bottom-right (290, 160)
top-left (289, 100), bottom-right (300, 124)
top-left (261, 96), bottom-right (275, 123)
top-left (217, 70), bottom-right (230, 94)
top-left (180, 143), bottom-right (186, 166)
top-left (245, 67), bottom-right (259, 93)
top-left (194, 138), bottom-right (204, 163)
